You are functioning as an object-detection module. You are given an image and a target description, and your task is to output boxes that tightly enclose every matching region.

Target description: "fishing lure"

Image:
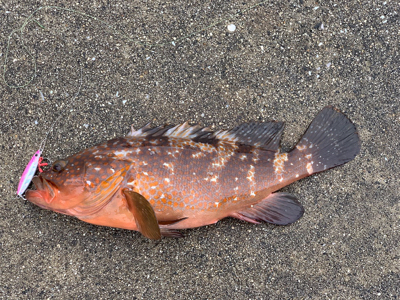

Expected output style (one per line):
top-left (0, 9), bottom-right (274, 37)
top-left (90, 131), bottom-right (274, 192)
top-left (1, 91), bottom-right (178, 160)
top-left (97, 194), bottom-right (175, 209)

top-left (16, 128), bottom-right (53, 199)
top-left (16, 68), bottom-right (83, 198)
top-left (16, 150), bottom-right (48, 198)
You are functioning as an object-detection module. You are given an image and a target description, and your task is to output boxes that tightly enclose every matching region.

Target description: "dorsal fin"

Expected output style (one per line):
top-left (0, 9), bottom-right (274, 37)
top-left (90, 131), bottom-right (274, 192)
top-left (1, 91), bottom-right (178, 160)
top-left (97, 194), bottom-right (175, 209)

top-left (212, 122), bottom-right (284, 151)
top-left (128, 121), bottom-right (284, 150)
top-left (128, 122), bottom-right (213, 140)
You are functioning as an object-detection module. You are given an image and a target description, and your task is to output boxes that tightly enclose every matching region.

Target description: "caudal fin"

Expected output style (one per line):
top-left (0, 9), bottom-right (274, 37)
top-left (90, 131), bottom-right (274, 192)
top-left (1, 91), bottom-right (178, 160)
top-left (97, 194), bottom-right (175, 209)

top-left (292, 106), bottom-right (361, 173)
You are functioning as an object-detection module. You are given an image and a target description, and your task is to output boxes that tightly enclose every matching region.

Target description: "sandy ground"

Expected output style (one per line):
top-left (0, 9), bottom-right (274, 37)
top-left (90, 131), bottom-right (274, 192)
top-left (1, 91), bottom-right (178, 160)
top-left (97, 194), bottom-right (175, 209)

top-left (0, 1), bottom-right (399, 299)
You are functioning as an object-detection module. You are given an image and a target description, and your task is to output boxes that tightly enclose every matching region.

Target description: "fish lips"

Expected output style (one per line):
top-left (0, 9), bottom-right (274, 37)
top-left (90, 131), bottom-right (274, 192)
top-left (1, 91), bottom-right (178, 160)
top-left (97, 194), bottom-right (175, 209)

top-left (25, 176), bottom-right (57, 208)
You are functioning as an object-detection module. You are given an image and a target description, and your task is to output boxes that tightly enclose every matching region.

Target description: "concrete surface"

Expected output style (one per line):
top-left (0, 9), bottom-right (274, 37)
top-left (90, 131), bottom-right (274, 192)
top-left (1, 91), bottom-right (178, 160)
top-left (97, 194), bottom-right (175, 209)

top-left (0, 1), bottom-right (399, 299)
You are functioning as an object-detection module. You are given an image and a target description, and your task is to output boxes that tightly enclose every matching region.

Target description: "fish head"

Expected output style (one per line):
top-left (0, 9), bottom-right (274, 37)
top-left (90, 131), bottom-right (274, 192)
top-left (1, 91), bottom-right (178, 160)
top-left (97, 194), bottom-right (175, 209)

top-left (25, 156), bottom-right (90, 213)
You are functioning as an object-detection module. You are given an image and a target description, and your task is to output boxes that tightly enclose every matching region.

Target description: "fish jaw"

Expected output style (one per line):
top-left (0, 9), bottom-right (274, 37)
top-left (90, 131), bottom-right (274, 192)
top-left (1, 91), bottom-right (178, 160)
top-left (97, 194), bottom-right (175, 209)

top-left (25, 176), bottom-right (87, 213)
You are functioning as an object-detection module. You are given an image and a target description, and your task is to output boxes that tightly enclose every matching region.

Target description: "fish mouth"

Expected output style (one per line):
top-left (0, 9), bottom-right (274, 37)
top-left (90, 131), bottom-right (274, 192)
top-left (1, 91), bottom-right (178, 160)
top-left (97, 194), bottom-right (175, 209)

top-left (25, 176), bottom-right (57, 208)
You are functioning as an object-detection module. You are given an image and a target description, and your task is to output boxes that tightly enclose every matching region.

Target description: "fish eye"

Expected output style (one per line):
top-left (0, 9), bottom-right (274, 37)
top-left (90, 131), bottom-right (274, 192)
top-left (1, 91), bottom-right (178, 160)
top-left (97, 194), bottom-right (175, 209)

top-left (52, 160), bottom-right (68, 172)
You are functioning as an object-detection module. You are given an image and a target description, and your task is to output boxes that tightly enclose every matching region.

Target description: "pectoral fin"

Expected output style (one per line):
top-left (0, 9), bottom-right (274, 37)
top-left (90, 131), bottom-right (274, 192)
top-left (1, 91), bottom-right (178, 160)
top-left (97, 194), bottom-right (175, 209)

top-left (122, 189), bottom-right (161, 240)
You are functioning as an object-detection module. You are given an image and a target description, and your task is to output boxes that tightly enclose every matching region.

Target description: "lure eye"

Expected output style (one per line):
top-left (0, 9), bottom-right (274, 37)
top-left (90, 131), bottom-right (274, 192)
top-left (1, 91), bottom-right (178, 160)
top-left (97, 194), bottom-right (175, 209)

top-left (52, 160), bottom-right (68, 172)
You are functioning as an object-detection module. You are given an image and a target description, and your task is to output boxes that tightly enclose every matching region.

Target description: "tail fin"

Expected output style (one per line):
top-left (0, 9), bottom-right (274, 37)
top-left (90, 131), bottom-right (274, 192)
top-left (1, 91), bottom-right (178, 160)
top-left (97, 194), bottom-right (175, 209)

top-left (291, 106), bottom-right (361, 173)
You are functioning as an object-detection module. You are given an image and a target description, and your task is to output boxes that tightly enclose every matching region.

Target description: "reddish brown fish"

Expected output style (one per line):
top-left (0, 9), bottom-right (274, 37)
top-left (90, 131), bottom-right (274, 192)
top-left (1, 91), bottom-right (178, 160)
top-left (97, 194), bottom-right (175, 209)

top-left (25, 106), bottom-right (360, 239)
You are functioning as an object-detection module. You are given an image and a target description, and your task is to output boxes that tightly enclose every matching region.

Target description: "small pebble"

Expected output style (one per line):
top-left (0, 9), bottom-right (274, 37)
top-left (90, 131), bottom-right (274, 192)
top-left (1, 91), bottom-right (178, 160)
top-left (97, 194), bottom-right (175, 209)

top-left (227, 24), bottom-right (236, 32)
top-left (39, 90), bottom-right (45, 101)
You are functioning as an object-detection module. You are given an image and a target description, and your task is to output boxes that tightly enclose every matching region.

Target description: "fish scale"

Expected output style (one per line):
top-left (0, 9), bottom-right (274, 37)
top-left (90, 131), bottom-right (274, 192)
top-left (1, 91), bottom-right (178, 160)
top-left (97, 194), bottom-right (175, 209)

top-left (25, 107), bottom-right (361, 239)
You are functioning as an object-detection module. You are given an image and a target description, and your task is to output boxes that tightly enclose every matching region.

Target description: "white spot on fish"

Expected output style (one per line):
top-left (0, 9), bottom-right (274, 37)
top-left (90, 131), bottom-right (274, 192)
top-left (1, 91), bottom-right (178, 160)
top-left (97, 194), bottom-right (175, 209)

top-left (163, 162), bottom-right (174, 174)
top-left (192, 152), bottom-right (204, 158)
top-left (305, 154), bottom-right (312, 159)
top-left (273, 153), bottom-right (288, 175)
top-left (247, 165), bottom-right (255, 182)
top-left (114, 150), bottom-right (129, 158)
top-left (252, 149), bottom-right (260, 163)
top-left (306, 162), bottom-right (313, 174)
top-left (250, 191), bottom-right (256, 197)
top-left (296, 174), bottom-right (299, 178)
top-left (296, 145), bottom-right (307, 151)
top-left (86, 181), bottom-right (92, 185)
top-left (210, 175), bottom-right (219, 183)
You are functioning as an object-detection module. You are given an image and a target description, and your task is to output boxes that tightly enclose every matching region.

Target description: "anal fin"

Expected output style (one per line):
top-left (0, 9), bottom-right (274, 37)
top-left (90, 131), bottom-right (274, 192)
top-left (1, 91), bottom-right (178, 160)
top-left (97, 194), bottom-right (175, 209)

top-left (158, 218), bottom-right (187, 237)
top-left (160, 229), bottom-right (184, 238)
top-left (231, 193), bottom-right (304, 225)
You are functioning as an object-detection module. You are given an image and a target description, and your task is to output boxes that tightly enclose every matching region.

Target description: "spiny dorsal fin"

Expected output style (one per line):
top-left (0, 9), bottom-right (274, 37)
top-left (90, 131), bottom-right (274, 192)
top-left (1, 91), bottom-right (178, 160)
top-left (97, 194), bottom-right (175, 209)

top-left (129, 122), bottom-right (212, 140)
top-left (128, 121), bottom-right (284, 150)
top-left (213, 122), bottom-right (284, 151)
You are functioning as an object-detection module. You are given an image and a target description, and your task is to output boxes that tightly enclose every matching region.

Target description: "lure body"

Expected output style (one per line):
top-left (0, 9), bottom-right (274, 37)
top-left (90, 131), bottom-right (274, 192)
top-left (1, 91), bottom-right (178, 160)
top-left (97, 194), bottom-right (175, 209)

top-left (17, 150), bottom-right (42, 197)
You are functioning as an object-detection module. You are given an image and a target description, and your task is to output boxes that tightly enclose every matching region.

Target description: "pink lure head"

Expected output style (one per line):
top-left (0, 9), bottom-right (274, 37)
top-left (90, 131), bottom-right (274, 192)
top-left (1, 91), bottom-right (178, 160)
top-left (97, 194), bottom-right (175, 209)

top-left (17, 150), bottom-right (42, 197)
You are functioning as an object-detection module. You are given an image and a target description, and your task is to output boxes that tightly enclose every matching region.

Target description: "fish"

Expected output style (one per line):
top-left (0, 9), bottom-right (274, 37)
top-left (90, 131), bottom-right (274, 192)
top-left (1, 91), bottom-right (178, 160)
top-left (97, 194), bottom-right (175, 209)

top-left (25, 106), bottom-right (361, 240)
